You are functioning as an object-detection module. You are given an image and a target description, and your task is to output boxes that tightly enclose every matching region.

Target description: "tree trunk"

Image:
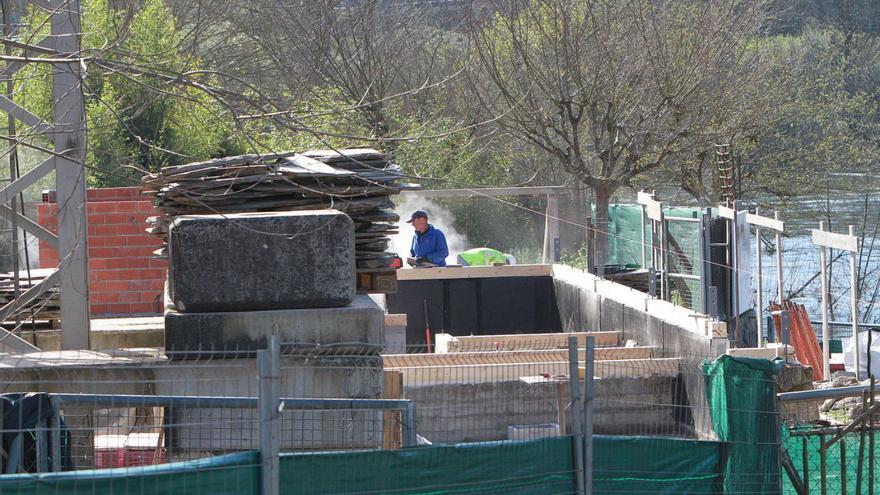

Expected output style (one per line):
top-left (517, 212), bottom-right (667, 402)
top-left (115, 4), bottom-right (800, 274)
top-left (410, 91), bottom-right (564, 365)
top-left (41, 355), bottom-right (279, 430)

top-left (593, 186), bottom-right (614, 276)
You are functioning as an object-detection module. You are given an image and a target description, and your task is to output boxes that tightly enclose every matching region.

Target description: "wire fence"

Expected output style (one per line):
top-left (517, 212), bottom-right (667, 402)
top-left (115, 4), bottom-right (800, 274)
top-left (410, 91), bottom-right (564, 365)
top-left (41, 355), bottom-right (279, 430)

top-left (1, 332), bottom-right (871, 494)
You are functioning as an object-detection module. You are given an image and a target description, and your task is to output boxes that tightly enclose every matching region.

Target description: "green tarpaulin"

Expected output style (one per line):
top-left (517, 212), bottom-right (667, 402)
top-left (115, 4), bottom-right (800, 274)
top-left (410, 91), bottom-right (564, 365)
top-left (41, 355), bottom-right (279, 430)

top-left (0, 451), bottom-right (259, 495)
top-left (704, 355), bottom-right (784, 494)
top-left (593, 435), bottom-right (725, 494)
top-left (281, 436), bottom-right (576, 495)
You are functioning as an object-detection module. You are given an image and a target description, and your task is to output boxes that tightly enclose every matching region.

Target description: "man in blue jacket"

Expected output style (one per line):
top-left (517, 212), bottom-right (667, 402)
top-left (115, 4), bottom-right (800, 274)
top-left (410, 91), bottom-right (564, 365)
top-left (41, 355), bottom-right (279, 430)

top-left (407, 210), bottom-right (448, 267)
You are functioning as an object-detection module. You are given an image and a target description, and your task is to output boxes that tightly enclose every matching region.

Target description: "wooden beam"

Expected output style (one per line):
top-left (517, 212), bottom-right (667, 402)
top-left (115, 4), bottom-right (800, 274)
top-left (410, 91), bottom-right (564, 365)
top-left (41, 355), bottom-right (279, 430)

top-left (645, 201), bottom-right (662, 222)
top-left (446, 331), bottom-right (620, 351)
top-left (636, 191), bottom-right (655, 205)
top-left (717, 205), bottom-right (737, 220)
top-left (400, 186), bottom-right (566, 199)
top-left (396, 264), bottom-right (552, 281)
top-left (383, 346), bottom-right (654, 368)
top-left (746, 212), bottom-right (784, 232)
top-left (384, 314), bottom-right (407, 327)
top-left (381, 370), bottom-right (403, 449)
top-left (579, 358), bottom-right (681, 379)
top-left (811, 229), bottom-right (858, 253)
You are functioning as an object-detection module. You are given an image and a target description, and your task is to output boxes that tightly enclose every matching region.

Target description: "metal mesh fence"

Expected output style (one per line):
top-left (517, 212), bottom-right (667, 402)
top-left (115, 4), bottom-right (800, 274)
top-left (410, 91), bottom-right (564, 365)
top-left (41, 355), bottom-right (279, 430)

top-left (0, 333), bottom-right (835, 494)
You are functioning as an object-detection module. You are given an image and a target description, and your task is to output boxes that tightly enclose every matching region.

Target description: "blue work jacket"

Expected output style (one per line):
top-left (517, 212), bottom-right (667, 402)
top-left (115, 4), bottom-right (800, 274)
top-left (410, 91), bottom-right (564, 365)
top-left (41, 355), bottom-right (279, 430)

top-left (410, 225), bottom-right (448, 266)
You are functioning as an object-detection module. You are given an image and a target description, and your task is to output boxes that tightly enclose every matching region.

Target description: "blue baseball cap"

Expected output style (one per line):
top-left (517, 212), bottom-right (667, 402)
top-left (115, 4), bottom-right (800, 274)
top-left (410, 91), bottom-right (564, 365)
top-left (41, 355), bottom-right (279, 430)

top-left (406, 210), bottom-right (428, 223)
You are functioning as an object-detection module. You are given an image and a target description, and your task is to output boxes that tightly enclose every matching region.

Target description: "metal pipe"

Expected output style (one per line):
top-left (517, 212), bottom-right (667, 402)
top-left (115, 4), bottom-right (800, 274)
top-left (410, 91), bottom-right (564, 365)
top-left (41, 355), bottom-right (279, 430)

top-left (568, 337), bottom-right (585, 495)
top-left (775, 211), bottom-right (784, 308)
top-left (666, 273), bottom-right (701, 281)
top-left (820, 433), bottom-right (827, 495)
top-left (850, 225), bottom-right (861, 379)
top-left (583, 336), bottom-right (594, 495)
top-left (802, 436), bottom-right (809, 494)
top-left (51, 405), bottom-right (61, 473)
top-left (53, 394), bottom-right (411, 411)
top-left (819, 221), bottom-right (831, 380)
top-left (779, 384), bottom-right (876, 402)
top-left (663, 216), bottom-right (701, 223)
top-left (756, 208), bottom-right (764, 347)
top-left (258, 336), bottom-right (280, 495)
top-left (840, 439), bottom-right (847, 495)
top-left (403, 402), bottom-right (417, 447)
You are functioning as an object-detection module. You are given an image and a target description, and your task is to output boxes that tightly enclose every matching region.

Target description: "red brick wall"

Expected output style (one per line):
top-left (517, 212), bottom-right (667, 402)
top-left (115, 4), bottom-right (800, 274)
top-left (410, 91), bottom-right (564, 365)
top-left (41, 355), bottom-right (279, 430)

top-left (38, 187), bottom-right (166, 316)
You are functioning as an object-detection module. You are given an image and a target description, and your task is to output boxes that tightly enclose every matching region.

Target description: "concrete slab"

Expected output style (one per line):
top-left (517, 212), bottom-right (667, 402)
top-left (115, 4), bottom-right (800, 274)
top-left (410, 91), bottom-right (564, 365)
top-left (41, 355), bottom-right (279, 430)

top-left (168, 210), bottom-right (355, 312)
top-left (164, 294), bottom-right (384, 359)
top-left (19, 317), bottom-right (165, 351)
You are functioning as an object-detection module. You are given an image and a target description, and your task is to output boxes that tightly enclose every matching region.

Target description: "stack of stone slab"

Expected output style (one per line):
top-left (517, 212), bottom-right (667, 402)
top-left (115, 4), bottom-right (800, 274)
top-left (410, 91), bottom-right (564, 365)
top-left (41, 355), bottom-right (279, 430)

top-left (163, 209), bottom-right (386, 449)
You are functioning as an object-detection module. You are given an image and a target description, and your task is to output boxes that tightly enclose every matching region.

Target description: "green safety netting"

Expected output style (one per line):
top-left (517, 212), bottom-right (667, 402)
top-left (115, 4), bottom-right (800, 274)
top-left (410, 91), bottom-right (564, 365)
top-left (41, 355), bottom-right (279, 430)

top-left (782, 425), bottom-right (880, 494)
top-left (605, 204), bottom-right (704, 310)
top-left (281, 436), bottom-right (576, 495)
top-left (0, 450), bottom-right (260, 495)
top-left (593, 435), bottom-right (725, 494)
top-left (704, 355), bottom-right (784, 494)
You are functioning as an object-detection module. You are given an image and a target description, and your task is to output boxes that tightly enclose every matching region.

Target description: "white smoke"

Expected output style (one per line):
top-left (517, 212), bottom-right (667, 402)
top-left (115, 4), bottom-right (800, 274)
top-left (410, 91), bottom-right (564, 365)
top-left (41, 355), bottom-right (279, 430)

top-left (392, 195), bottom-right (469, 265)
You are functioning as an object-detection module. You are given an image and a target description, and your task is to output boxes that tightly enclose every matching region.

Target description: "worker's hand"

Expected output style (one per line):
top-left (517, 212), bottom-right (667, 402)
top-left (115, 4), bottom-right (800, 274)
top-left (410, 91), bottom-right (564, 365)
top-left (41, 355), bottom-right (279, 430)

top-left (406, 257), bottom-right (419, 267)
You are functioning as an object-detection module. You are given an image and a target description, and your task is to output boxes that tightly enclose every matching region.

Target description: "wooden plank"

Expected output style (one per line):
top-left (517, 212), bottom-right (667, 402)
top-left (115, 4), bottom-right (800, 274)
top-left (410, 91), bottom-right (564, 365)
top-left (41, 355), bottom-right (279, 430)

top-left (381, 370), bottom-right (403, 449)
top-left (717, 205), bottom-right (736, 220)
top-left (395, 264), bottom-right (552, 281)
top-left (579, 358), bottom-right (681, 379)
top-left (383, 346), bottom-right (654, 368)
top-left (645, 201), bottom-right (662, 222)
top-left (384, 314), bottom-right (407, 327)
top-left (746, 212), bottom-right (784, 232)
top-left (811, 229), bottom-right (858, 252)
top-left (447, 331), bottom-right (620, 351)
top-left (400, 186), bottom-right (565, 199)
top-left (636, 191), bottom-right (655, 205)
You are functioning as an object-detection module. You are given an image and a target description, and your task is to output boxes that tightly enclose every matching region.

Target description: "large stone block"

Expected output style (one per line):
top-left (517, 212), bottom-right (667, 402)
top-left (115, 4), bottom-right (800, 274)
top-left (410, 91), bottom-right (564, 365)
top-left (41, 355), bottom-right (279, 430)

top-left (165, 295), bottom-right (384, 359)
top-left (168, 210), bottom-right (355, 312)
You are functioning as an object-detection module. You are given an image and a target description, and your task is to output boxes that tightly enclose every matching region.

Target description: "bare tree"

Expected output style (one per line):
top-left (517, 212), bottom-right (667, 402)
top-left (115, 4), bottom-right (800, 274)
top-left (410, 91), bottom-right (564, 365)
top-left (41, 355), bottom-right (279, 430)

top-left (467, 0), bottom-right (774, 269)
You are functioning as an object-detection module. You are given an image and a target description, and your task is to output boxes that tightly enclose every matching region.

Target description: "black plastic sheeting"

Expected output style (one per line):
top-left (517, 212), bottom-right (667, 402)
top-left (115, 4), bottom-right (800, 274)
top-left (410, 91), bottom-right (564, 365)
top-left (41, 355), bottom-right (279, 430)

top-left (386, 276), bottom-right (562, 348)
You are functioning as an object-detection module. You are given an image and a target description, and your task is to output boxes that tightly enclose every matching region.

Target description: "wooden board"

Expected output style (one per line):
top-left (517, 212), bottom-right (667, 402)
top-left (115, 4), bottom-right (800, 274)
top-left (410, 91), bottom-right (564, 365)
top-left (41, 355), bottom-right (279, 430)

top-left (382, 346), bottom-right (654, 368)
top-left (395, 264), bottom-right (552, 281)
top-left (447, 331), bottom-right (620, 351)
top-left (745, 212), bottom-right (784, 232)
top-left (811, 228), bottom-right (858, 252)
top-left (381, 370), bottom-right (403, 449)
top-left (400, 186), bottom-right (565, 199)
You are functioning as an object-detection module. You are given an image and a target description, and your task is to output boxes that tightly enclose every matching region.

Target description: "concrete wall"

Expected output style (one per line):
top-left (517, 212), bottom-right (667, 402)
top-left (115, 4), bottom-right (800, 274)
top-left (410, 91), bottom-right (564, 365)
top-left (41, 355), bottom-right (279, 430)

top-left (551, 264), bottom-right (727, 358)
top-left (552, 265), bottom-right (726, 439)
top-left (404, 375), bottom-right (690, 444)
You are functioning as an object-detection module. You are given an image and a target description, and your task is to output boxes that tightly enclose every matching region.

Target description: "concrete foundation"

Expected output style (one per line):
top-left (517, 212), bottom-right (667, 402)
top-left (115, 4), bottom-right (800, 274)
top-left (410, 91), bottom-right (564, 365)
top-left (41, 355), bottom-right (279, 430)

top-left (0, 349), bottom-right (383, 461)
top-left (164, 295), bottom-right (384, 358)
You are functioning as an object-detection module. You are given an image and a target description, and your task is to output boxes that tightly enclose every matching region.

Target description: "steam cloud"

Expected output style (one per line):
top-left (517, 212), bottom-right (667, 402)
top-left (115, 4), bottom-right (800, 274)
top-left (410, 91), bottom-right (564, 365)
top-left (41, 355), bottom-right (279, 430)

top-left (392, 195), bottom-right (469, 265)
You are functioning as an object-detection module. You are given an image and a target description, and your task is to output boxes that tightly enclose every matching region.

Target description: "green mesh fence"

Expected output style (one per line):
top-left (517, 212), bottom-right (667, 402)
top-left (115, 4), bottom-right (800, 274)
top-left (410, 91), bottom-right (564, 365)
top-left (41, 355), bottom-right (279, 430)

top-left (281, 436), bottom-right (576, 495)
top-left (0, 451), bottom-right (260, 495)
top-left (704, 355), bottom-right (784, 495)
top-left (593, 435), bottom-right (725, 494)
top-left (783, 425), bottom-right (880, 494)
